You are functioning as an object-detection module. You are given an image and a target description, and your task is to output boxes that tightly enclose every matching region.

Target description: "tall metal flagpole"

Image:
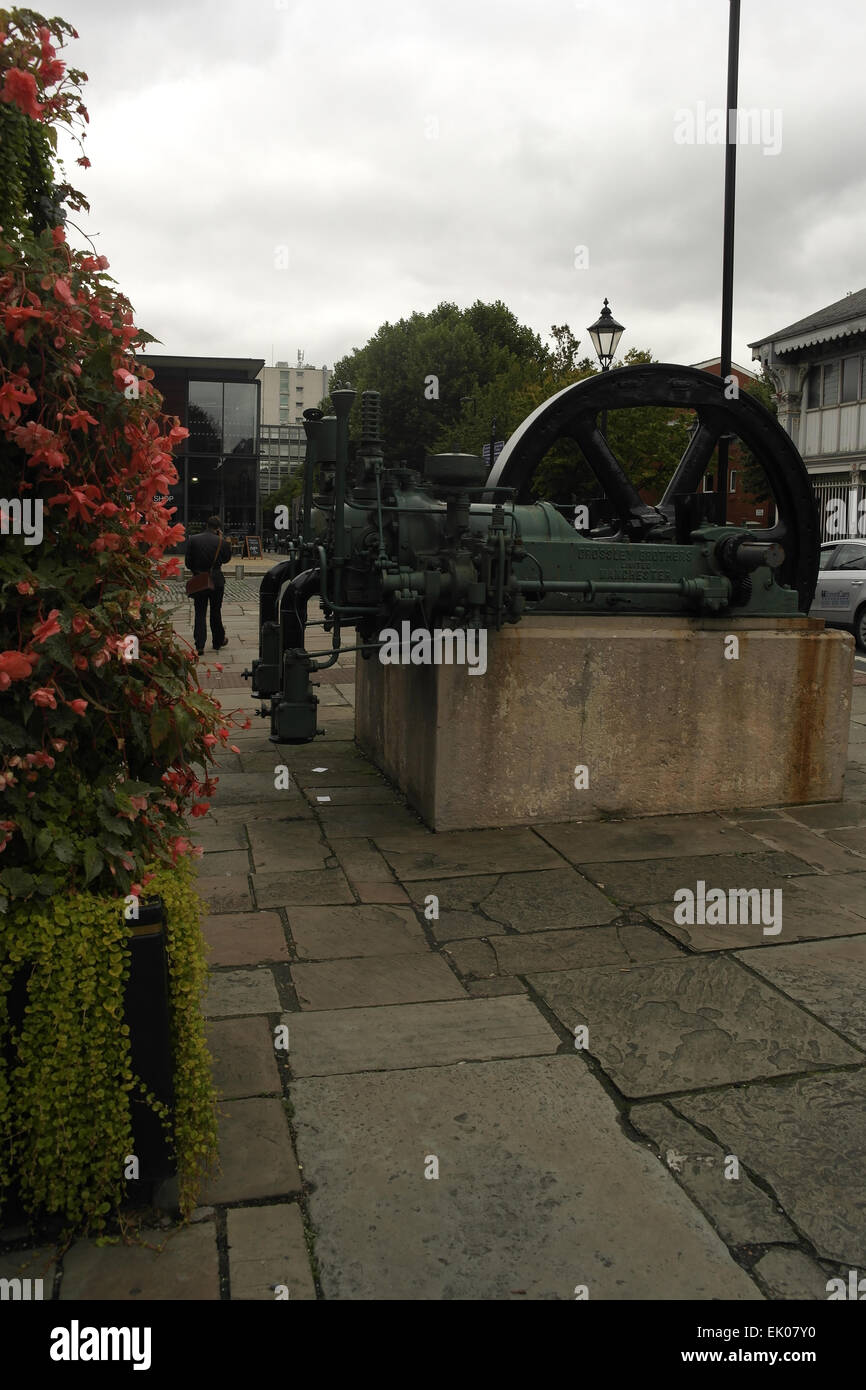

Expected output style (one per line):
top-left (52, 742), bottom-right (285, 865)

top-left (716, 0), bottom-right (741, 523)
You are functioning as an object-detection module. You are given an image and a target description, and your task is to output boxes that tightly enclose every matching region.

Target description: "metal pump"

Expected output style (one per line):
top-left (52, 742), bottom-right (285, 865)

top-left (243, 364), bottom-right (820, 743)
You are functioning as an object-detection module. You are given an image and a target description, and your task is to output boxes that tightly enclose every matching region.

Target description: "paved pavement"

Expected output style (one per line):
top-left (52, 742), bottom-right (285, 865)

top-left (2, 593), bottom-right (866, 1301)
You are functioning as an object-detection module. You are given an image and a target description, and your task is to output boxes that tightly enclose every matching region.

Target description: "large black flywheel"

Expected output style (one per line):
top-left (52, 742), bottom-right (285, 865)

top-left (485, 364), bottom-right (820, 613)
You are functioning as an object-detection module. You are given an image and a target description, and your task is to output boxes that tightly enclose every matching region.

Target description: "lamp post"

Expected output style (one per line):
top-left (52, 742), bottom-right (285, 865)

top-left (716, 0), bottom-right (741, 524)
top-left (587, 298), bottom-right (625, 441)
top-left (458, 396), bottom-right (475, 454)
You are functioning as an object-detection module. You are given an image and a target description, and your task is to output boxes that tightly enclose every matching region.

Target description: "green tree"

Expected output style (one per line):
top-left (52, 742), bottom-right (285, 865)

top-left (262, 470), bottom-right (302, 527)
top-left (738, 372), bottom-right (777, 502)
top-left (330, 300), bottom-right (548, 469)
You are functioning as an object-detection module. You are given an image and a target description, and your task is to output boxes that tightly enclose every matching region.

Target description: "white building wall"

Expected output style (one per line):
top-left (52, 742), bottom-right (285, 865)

top-left (257, 360), bottom-right (331, 427)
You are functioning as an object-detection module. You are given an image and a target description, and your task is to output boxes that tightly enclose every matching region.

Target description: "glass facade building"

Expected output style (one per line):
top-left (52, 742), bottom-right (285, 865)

top-left (259, 423), bottom-right (306, 499)
top-left (136, 355), bottom-right (264, 542)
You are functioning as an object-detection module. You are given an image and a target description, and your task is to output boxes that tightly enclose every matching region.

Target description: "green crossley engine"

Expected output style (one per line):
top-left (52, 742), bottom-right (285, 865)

top-left (243, 364), bottom-right (821, 744)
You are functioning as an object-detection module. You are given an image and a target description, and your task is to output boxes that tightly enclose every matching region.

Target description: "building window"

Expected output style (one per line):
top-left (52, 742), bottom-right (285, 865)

top-left (223, 382), bottom-right (256, 455)
top-left (841, 356), bottom-right (860, 403)
top-left (805, 366), bottom-right (821, 410)
top-left (188, 382), bottom-right (223, 453)
top-left (703, 473), bottom-right (713, 493)
top-left (822, 361), bottom-right (840, 407)
top-left (729, 470), bottom-right (736, 492)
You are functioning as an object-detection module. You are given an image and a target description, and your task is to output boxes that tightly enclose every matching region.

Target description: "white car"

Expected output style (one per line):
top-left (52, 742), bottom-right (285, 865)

top-left (810, 539), bottom-right (866, 650)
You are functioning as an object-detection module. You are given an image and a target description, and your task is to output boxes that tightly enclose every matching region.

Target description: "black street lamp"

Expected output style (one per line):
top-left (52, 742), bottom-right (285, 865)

top-left (716, 0), bottom-right (741, 524)
top-left (587, 298), bottom-right (625, 440)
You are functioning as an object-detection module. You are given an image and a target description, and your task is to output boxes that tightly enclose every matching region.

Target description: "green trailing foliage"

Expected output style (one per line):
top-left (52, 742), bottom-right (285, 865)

top-left (0, 860), bottom-right (218, 1234)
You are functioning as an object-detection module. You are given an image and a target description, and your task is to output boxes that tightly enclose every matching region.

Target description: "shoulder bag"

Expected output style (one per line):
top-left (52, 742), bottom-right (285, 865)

top-left (185, 535), bottom-right (221, 596)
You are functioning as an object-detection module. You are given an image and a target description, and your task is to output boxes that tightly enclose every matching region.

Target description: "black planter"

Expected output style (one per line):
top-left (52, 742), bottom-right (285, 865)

top-left (124, 895), bottom-right (176, 1186)
top-left (0, 894), bottom-right (177, 1229)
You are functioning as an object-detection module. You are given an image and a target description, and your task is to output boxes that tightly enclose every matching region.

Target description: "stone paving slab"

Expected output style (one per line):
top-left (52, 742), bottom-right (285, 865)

top-left (735, 936), bottom-right (866, 1050)
top-left (0, 1246), bottom-right (55, 1294)
top-left (677, 1071), bottom-right (866, 1266)
top-left (826, 825), bottom-right (866, 853)
top-left (287, 995), bottom-right (561, 1076)
top-left (291, 953), bottom-right (466, 1010)
top-left (740, 818), bottom-right (866, 873)
top-left (227, 1203), bottom-right (316, 1300)
top-left (194, 849), bottom-right (251, 877)
top-left (444, 923), bottom-right (683, 979)
top-left (191, 823), bottom-right (249, 852)
top-left (290, 1056), bottom-right (761, 1300)
top-left (752, 1249), bottom-right (835, 1301)
top-left (61, 1222), bottom-right (219, 1300)
top-left (405, 875), bottom-right (508, 941)
top-left (465, 977), bottom-right (527, 997)
top-left (207, 1017), bottom-right (282, 1098)
top-left (647, 871), bottom-right (866, 951)
top-left (247, 823), bottom-right (331, 871)
top-left (252, 867), bottom-right (354, 908)
top-left (198, 1098), bottom-right (302, 1204)
top-left (302, 784), bottom-right (402, 805)
top-left (628, 1102), bottom-right (795, 1245)
top-left (315, 804), bottom-right (427, 839)
top-left (535, 814), bottom-right (759, 865)
top-left (287, 904), bottom-right (428, 959)
top-left (479, 868), bottom-right (619, 932)
top-left (212, 772), bottom-right (310, 808)
top-left (322, 837), bottom-right (396, 882)
top-left (208, 801), bottom-right (316, 823)
top-left (528, 955), bottom-right (862, 1097)
top-left (314, 684), bottom-right (350, 705)
top-left (377, 828), bottom-right (567, 881)
top-left (203, 910), bottom-right (289, 966)
top-left (578, 850), bottom-right (815, 908)
top-left (204, 967), bottom-right (281, 1018)
top-left (196, 874), bottom-right (254, 914)
top-left (349, 880), bottom-right (411, 903)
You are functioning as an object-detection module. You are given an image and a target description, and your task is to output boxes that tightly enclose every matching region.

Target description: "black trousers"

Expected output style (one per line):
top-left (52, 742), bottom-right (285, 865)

top-left (192, 585), bottom-right (226, 651)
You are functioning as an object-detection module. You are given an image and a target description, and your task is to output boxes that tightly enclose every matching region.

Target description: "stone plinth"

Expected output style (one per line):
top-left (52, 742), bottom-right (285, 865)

top-left (354, 616), bottom-right (854, 831)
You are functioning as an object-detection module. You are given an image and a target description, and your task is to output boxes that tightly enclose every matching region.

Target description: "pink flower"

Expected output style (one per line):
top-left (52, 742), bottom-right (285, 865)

top-left (1, 69), bottom-right (43, 120)
top-left (31, 687), bottom-right (57, 708)
top-left (0, 650), bottom-right (35, 681)
top-left (32, 609), bottom-right (62, 643)
top-left (67, 698), bottom-right (88, 716)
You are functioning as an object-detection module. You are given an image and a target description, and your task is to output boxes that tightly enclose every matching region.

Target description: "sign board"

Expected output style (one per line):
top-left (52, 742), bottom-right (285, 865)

top-left (481, 441), bottom-right (505, 466)
top-left (244, 536), bottom-right (262, 558)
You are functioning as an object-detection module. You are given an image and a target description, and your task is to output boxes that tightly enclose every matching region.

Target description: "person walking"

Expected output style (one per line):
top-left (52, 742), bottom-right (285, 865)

top-left (185, 516), bottom-right (232, 656)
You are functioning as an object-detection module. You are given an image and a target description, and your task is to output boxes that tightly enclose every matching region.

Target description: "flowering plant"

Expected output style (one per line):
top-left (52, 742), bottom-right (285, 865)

top-left (0, 9), bottom-right (243, 911)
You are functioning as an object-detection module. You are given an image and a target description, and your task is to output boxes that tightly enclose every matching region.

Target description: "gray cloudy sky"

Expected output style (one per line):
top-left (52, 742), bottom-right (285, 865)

top-left (55, 0), bottom-right (865, 375)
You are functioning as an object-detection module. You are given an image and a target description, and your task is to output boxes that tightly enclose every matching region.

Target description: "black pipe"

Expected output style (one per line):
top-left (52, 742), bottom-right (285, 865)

top-left (258, 559), bottom-right (298, 631)
top-left (279, 566), bottom-right (321, 650)
top-left (330, 389), bottom-right (356, 601)
top-left (301, 409), bottom-right (323, 545)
